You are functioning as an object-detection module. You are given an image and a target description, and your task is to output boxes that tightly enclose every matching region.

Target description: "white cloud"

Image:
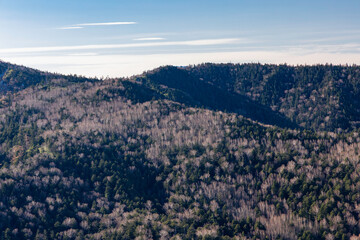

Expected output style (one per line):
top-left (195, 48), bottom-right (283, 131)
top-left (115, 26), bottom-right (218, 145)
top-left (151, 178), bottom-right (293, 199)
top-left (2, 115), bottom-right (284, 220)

top-left (75, 22), bottom-right (137, 26)
top-left (134, 37), bottom-right (166, 41)
top-left (66, 53), bottom-right (98, 56)
top-left (58, 21), bottom-right (137, 30)
top-left (58, 26), bottom-right (84, 30)
top-left (0, 38), bottom-right (241, 54)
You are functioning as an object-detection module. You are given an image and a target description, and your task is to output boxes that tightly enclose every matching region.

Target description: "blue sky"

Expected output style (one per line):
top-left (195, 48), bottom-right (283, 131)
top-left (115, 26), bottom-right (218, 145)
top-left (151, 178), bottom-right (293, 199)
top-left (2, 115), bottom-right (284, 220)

top-left (1, 0), bottom-right (360, 77)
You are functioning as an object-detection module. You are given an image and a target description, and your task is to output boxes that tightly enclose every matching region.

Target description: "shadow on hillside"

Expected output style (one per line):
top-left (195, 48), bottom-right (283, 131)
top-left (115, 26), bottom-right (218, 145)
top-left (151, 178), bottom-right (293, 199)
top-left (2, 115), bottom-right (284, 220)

top-left (131, 66), bottom-right (299, 129)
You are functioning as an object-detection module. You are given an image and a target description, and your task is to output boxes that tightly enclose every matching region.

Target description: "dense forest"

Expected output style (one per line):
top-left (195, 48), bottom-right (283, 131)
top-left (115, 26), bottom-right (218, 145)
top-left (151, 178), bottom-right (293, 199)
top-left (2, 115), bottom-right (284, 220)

top-left (1, 61), bottom-right (360, 239)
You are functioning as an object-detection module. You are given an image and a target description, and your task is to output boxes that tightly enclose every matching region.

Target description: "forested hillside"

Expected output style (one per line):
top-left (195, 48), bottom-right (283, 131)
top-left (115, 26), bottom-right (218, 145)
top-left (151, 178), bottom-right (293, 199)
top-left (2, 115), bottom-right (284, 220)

top-left (1, 61), bottom-right (360, 239)
top-left (185, 63), bottom-right (360, 131)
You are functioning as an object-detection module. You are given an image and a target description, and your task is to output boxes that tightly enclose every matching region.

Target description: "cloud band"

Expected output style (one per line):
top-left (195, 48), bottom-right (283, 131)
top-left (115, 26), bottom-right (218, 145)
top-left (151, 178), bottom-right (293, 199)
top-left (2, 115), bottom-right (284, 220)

top-left (0, 38), bottom-right (240, 54)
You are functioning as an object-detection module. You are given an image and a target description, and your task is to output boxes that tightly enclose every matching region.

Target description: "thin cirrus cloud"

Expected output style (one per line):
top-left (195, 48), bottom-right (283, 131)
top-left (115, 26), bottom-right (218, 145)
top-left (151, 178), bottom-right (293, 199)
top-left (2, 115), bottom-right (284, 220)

top-left (58, 21), bottom-right (137, 30)
top-left (134, 37), bottom-right (166, 41)
top-left (76, 22), bottom-right (137, 26)
top-left (58, 26), bottom-right (84, 30)
top-left (0, 38), bottom-right (241, 54)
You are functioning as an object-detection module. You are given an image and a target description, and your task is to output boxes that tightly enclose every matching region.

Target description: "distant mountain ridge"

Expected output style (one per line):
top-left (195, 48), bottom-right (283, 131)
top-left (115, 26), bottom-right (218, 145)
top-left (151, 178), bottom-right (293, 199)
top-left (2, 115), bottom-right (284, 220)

top-left (135, 63), bottom-right (360, 132)
top-left (185, 63), bottom-right (360, 131)
top-left (1, 61), bottom-right (360, 132)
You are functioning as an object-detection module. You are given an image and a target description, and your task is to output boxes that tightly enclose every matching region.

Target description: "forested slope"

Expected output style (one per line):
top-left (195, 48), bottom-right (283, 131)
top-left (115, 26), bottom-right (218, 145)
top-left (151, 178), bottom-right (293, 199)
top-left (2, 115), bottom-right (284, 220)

top-left (0, 61), bottom-right (360, 239)
top-left (186, 63), bottom-right (360, 131)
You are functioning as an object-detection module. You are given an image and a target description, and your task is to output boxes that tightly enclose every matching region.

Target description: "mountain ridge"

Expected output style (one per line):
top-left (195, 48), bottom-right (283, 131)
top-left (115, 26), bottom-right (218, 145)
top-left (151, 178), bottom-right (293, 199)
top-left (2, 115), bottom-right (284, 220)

top-left (3, 60), bottom-right (360, 132)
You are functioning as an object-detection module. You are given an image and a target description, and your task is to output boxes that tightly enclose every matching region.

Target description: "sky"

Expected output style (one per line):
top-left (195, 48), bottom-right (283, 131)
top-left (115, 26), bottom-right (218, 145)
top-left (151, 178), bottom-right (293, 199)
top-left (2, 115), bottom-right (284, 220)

top-left (1, 0), bottom-right (360, 77)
